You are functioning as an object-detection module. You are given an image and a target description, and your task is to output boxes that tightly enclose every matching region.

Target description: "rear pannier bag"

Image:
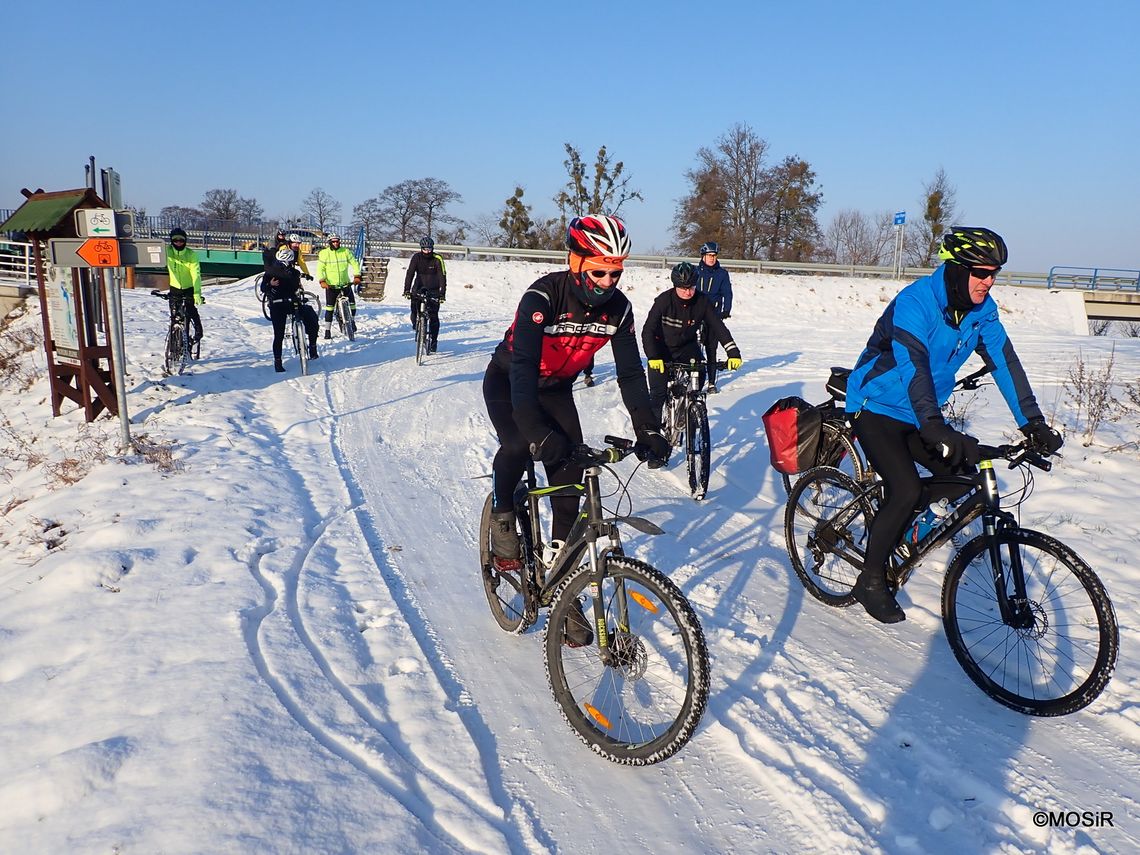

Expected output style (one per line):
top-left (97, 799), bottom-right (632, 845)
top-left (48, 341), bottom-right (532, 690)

top-left (763, 396), bottom-right (822, 475)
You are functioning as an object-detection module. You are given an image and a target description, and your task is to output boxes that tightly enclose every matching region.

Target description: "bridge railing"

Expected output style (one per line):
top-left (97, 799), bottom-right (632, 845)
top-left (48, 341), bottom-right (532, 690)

top-left (1048, 266), bottom-right (1140, 291)
top-left (0, 240), bottom-right (35, 284)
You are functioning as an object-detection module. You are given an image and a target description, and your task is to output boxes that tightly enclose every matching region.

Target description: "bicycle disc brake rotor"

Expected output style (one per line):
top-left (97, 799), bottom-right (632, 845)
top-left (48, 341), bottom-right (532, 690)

top-left (610, 630), bottom-right (648, 680)
top-left (1011, 598), bottom-right (1048, 638)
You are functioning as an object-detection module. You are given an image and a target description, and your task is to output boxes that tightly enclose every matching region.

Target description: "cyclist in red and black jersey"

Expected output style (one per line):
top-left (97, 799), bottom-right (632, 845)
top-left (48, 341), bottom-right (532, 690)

top-left (483, 215), bottom-right (671, 566)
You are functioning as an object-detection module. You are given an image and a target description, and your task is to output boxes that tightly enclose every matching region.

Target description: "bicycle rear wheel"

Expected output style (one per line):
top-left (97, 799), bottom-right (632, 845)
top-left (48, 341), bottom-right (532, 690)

top-left (164, 323), bottom-right (188, 376)
top-left (256, 276), bottom-right (270, 320)
top-left (544, 556), bottom-right (710, 765)
top-left (478, 494), bottom-right (535, 633)
top-left (785, 466), bottom-right (868, 606)
top-left (942, 528), bottom-right (1118, 716)
top-left (686, 400), bottom-right (711, 500)
top-left (782, 419), bottom-right (865, 494)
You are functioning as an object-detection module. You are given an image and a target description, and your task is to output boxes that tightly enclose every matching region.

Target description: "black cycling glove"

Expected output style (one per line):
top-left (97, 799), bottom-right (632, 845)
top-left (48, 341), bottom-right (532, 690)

top-left (1021, 418), bottom-right (1063, 454)
top-left (919, 420), bottom-right (980, 468)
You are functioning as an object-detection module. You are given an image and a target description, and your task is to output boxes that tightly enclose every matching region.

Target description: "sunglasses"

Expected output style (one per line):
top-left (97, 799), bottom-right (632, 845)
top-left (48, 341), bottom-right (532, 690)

top-left (172, 238), bottom-right (186, 244)
top-left (969, 266), bottom-right (1001, 281)
top-left (586, 269), bottom-right (622, 285)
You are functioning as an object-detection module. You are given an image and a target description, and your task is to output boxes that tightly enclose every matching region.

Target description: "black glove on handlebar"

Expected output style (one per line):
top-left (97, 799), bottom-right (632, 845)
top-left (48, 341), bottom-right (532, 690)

top-left (919, 420), bottom-right (980, 468)
top-left (635, 428), bottom-right (671, 469)
top-left (1020, 418), bottom-right (1063, 455)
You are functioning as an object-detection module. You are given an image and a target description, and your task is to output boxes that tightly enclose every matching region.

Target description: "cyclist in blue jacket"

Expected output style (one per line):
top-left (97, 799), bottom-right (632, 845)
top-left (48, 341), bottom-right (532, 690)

top-left (844, 226), bottom-right (1063, 624)
top-left (694, 241), bottom-right (734, 391)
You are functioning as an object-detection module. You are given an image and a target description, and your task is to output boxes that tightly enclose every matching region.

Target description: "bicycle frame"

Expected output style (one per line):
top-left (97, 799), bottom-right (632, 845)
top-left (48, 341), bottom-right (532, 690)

top-left (513, 456), bottom-right (662, 663)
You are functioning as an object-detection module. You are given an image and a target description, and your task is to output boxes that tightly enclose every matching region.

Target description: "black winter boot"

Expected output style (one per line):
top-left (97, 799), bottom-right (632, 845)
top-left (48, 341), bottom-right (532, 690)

top-left (852, 572), bottom-right (905, 624)
top-left (274, 360), bottom-right (286, 373)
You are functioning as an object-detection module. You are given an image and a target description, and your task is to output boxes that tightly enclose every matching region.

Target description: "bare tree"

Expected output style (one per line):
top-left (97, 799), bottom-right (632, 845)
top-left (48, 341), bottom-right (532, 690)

top-left (416, 177), bottom-right (463, 238)
top-left (906, 167), bottom-right (958, 267)
top-left (552, 144), bottom-right (643, 227)
top-left (235, 196), bottom-right (264, 227)
top-left (351, 196), bottom-right (385, 245)
top-left (200, 189), bottom-right (241, 224)
top-left (159, 205), bottom-right (205, 230)
top-left (822, 209), bottom-right (895, 265)
top-left (301, 188), bottom-right (342, 231)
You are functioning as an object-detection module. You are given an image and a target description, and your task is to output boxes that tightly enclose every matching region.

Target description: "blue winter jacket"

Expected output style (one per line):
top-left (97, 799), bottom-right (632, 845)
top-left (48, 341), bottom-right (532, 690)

top-left (694, 261), bottom-right (733, 316)
top-left (845, 264), bottom-right (1042, 428)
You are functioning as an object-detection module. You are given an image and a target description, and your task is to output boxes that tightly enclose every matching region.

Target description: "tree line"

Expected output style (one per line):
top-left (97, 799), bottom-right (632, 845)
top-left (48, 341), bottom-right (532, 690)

top-left (143, 122), bottom-right (961, 267)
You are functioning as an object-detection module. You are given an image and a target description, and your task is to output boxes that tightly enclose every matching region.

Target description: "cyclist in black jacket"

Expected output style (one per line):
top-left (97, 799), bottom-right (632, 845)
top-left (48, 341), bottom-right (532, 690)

top-left (642, 262), bottom-right (743, 421)
top-left (261, 247), bottom-right (319, 372)
top-left (403, 236), bottom-right (447, 353)
top-left (483, 215), bottom-right (670, 568)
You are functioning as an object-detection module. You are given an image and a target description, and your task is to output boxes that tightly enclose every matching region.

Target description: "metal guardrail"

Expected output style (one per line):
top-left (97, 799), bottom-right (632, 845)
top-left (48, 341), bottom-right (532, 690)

top-left (1048, 266), bottom-right (1140, 291)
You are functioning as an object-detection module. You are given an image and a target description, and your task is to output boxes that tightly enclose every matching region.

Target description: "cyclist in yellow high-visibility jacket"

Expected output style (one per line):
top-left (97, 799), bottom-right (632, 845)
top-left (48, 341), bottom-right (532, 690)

top-left (316, 233), bottom-right (360, 338)
top-left (166, 228), bottom-right (204, 342)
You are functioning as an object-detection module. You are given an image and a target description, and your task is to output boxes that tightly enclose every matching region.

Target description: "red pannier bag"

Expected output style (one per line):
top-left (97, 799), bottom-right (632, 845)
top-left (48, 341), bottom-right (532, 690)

top-left (762, 396), bottom-right (822, 475)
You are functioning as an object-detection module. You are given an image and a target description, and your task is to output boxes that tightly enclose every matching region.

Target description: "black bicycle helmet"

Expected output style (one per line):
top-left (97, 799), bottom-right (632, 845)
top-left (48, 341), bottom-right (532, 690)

top-left (419, 236), bottom-right (434, 250)
top-left (699, 241), bottom-right (720, 255)
top-left (671, 261), bottom-right (696, 287)
top-left (938, 226), bottom-right (1008, 267)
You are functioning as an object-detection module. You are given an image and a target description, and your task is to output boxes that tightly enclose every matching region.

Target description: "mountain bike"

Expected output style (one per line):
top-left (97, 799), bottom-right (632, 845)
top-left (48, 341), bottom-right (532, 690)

top-left (659, 359), bottom-right (729, 501)
top-left (332, 286), bottom-right (356, 341)
top-left (784, 440), bottom-right (1118, 716)
top-left (151, 289), bottom-right (197, 376)
top-left (780, 364), bottom-right (994, 495)
top-left (412, 295), bottom-right (439, 365)
top-left (477, 436), bottom-right (710, 764)
top-left (289, 291), bottom-right (319, 376)
top-left (254, 274), bottom-right (270, 320)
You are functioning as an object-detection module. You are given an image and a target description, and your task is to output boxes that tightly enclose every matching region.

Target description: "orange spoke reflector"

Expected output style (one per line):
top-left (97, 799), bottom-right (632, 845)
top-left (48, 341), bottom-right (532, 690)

top-left (630, 590), bottom-right (659, 614)
top-left (584, 703), bottom-right (612, 730)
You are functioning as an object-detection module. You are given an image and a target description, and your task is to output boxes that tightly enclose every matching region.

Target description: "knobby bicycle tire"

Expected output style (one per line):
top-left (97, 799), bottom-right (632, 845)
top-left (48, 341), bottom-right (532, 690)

top-left (256, 276), bottom-right (270, 320)
top-left (478, 494), bottom-right (535, 633)
top-left (941, 528), bottom-right (1118, 716)
top-left (544, 556), bottom-right (710, 765)
top-left (415, 312), bottom-right (428, 365)
top-left (164, 322), bottom-right (188, 377)
top-left (687, 400), bottom-right (711, 500)
top-left (339, 297), bottom-right (355, 341)
top-left (293, 316), bottom-right (309, 376)
top-left (782, 419), bottom-right (865, 495)
top-left (784, 466), bottom-right (868, 606)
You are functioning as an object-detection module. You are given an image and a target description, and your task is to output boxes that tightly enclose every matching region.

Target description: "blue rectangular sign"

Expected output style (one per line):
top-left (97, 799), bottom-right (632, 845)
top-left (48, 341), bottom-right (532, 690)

top-left (894, 211), bottom-right (906, 225)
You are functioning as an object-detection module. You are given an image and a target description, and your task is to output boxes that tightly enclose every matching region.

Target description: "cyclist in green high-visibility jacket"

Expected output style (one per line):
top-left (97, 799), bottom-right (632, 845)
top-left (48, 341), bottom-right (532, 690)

top-left (166, 228), bottom-right (204, 342)
top-left (317, 233), bottom-right (360, 338)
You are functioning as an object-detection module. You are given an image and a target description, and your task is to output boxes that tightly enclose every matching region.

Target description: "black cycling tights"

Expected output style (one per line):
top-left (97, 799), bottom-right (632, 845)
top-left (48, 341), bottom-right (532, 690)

top-left (483, 365), bottom-right (583, 542)
top-left (852, 410), bottom-right (969, 584)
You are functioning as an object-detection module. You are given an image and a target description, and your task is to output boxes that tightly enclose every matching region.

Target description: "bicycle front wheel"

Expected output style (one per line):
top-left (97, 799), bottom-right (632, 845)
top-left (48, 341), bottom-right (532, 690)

top-left (785, 466), bottom-right (868, 606)
top-left (544, 556), bottom-right (710, 765)
top-left (478, 494), bottom-right (534, 633)
top-left (342, 299), bottom-right (355, 341)
top-left (942, 528), bottom-right (1118, 716)
top-left (415, 313), bottom-right (427, 365)
top-left (256, 276), bottom-right (270, 320)
top-left (686, 400), bottom-right (711, 500)
top-left (294, 318), bottom-right (309, 376)
top-left (164, 323), bottom-right (188, 376)
top-left (782, 419), bottom-right (864, 495)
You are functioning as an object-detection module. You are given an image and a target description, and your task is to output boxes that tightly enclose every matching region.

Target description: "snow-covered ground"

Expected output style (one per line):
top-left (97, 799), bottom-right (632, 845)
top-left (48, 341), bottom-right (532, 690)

top-left (1, 259), bottom-right (1137, 854)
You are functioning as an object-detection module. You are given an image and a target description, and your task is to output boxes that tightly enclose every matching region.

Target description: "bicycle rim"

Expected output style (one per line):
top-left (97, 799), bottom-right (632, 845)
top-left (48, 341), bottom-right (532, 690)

top-left (687, 402), bottom-right (711, 499)
top-left (942, 529), bottom-right (1118, 716)
top-left (165, 325), bottom-right (187, 376)
top-left (478, 495), bottom-right (533, 633)
top-left (415, 315), bottom-right (426, 365)
top-left (344, 301), bottom-right (355, 341)
top-left (544, 557), bottom-right (710, 765)
top-left (784, 467), bottom-right (866, 605)
top-left (295, 321), bottom-right (308, 375)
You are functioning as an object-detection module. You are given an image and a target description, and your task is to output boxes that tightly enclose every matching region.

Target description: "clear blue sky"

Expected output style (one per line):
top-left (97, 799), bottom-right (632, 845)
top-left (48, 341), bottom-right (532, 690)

top-left (4, 0), bottom-right (1138, 272)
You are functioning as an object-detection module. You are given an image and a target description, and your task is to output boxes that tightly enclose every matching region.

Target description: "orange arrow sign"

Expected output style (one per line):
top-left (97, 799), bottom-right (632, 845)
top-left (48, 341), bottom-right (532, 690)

top-left (76, 238), bottom-right (121, 267)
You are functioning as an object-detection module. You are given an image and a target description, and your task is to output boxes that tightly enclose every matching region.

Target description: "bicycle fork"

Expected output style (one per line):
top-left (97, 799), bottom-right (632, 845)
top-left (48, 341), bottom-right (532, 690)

top-left (976, 462), bottom-right (1033, 628)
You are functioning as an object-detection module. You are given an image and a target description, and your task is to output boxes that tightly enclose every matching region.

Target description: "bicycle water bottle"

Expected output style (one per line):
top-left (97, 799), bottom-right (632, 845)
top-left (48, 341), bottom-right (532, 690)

top-left (909, 498), bottom-right (951, 544)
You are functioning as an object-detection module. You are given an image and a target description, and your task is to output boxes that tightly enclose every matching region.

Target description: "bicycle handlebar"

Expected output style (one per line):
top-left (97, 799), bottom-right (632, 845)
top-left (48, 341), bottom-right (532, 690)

top-left (150, 289), bottom-right (170, 300)
top-left (956, 364), bottom-right (993, 392)
top-left (977, 440), bottom-right (1053, 472)
top-left (662, 359), bottom-right (731, 372)
top-left (567, 435), bottom-right (664, 468)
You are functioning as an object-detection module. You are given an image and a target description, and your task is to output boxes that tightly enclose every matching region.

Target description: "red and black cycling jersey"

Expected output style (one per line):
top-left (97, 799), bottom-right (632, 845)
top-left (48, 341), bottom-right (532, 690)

top-left (489, 270), bottom-right (655, 431)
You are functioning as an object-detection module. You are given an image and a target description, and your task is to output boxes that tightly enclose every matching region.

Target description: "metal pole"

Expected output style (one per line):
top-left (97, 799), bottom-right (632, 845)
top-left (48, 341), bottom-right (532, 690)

top-left (101, 267), bottom-right (132, 449)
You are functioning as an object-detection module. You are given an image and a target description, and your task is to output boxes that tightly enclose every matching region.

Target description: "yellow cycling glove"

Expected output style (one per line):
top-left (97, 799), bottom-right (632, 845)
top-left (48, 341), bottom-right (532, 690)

top-left (648, 359), bottom-right (665, 373)
top-left (726, 357), bottom-right (743, 371)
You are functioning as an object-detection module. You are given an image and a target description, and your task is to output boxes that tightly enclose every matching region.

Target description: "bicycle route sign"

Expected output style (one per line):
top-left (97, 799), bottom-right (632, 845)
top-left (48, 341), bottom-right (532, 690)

top-left (48, 238), bottom-right (166, 268)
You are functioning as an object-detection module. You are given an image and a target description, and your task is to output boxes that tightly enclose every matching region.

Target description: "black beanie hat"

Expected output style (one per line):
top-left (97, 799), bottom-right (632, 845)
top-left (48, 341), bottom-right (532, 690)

top-left (169, 227), bottom-right (187, 241)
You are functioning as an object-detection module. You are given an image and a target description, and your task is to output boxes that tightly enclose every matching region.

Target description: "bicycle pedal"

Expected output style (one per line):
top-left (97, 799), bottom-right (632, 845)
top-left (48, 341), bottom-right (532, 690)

top-left (491, 556), bottom-right (523, 572)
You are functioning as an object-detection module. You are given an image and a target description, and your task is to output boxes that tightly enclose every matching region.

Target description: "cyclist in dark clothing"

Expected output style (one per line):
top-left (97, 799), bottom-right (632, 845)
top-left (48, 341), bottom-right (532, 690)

top-left (261, 247), bottom-right (319, 372)
top-left (845, 226), bottom-right (1063, 624)
top-left (694, 241), bottom-right (734, 391)
top-left (483, 215), bottom-right (670, 569)
top-left (642, 262), bottom-right (743, 422)
top-left (403, 236), bottom-right (447, 353)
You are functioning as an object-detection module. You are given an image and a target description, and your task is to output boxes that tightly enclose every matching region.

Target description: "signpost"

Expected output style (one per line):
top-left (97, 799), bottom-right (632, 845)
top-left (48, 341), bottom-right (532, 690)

top-left (48, 238), bottom-right (165, 268)
top-left (892, 211), bottom-right (906, 280)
